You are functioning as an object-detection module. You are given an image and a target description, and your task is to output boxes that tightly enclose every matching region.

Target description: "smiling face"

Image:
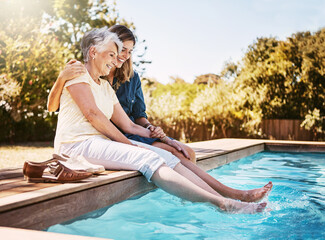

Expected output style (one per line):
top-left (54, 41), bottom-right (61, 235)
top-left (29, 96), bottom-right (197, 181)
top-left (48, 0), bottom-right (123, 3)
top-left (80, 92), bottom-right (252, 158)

top-left (115, 40), bottom-right (134, 68)
top-left (94, 41), bottom-right (118, 76)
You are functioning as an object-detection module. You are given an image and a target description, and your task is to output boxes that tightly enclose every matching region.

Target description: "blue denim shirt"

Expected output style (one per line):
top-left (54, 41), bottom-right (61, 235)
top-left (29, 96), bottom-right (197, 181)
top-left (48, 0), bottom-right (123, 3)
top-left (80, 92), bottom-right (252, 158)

top-left (113, 71), bottom-right (147, 122)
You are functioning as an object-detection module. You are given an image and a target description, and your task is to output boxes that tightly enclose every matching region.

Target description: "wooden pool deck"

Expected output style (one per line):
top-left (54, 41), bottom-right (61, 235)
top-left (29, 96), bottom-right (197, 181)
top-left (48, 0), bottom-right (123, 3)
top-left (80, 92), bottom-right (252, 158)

top-left (0, 138), bottom-right (324, 239)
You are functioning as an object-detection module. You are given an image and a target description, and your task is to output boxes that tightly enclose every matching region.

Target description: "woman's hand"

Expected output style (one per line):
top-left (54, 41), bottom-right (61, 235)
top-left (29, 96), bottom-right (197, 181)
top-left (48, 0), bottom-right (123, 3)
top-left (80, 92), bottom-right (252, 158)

top-left (148, 125), bottom-right (166, 139)
top-left (161, 137), bottom-right (191, 159)
top-left (59, 59), bottom-right (86, 82)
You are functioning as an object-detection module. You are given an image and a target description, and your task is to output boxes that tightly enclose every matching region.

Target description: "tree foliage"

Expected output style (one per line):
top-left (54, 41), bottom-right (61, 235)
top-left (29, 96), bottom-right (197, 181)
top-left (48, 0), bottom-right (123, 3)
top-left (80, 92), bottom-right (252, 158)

top-left (0, 17), bottom-right (69, 141)
top-left (46, 0), bottom-right (132, 59)
top-left (0, 0), bottom-right (323, 142)
top-left (45, 0), bottom-right (149, 72)
top-left (228, 29), bottom-right (325, 136)
top-left (143, 80), bottom-right (265, 142)
top-left (0, 0), bottom-right (141, 142)
top-left (144, 28), bottom-right (325, 141)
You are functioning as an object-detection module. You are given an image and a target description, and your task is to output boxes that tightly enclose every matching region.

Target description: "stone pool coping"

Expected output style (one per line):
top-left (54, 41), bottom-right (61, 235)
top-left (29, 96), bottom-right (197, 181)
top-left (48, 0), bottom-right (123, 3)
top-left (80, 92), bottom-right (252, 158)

top-left (0, 138), bottom-right (324, 239)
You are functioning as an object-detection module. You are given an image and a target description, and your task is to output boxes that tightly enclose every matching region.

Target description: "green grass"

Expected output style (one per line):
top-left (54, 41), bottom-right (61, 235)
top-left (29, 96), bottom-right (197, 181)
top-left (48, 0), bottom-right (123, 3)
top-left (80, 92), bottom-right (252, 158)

top-left (0, 142), bottom-right (54, 169)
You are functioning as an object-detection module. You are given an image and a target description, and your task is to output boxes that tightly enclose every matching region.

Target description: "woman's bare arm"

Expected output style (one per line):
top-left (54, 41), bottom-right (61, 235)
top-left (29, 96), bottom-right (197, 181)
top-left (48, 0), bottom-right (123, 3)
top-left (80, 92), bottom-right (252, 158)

top-left (134, 117), bottom-right (166, 138)
top-left (47, 60), bottom-right (86, 112)
top-left (67, 83), bottom-right (139, 145)
top-left (47, 74), bottom-right (65, 112)
top-left (112, 103), bottom-right (189, 157)
top-left (134, 117), bottom-right (150, 127)
top-left (111, 104), bottom-right (152, 138)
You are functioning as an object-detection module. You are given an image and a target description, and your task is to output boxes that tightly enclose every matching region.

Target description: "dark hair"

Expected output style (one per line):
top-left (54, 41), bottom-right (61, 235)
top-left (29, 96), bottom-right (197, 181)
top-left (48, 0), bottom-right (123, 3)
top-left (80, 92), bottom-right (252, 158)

top-left (108, 25), bottom-right (136, 88)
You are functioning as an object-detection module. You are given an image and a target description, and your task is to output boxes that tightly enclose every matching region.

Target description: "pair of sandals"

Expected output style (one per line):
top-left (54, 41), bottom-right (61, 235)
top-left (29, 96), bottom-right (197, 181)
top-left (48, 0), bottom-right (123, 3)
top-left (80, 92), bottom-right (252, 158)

top-left (23, 154), bottom-right (105, 183)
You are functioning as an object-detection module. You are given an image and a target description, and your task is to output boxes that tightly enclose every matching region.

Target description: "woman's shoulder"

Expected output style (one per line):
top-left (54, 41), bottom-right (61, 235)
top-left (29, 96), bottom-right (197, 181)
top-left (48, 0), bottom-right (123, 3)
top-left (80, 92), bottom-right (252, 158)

top-left (64, 72), bottom-right (91, 88)
top-left (129, 71), bottom-right (141, 86)
top-left (130, 71), bottom-right (140, 81)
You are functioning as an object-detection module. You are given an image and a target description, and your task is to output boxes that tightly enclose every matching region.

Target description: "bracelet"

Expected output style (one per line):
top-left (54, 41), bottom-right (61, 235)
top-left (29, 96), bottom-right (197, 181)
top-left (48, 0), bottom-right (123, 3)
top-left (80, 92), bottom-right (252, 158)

top-left (144, 124), bottom-right (153, 129)
top-left (143, 123), bottom-right (151, 128)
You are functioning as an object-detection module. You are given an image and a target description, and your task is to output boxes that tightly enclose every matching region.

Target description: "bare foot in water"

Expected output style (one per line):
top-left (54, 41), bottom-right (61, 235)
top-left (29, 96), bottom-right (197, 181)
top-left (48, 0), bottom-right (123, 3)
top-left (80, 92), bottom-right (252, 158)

top-left (240, 181), bottom-right (273, 202)
top-left (221, 199), bottom-right (267, 214)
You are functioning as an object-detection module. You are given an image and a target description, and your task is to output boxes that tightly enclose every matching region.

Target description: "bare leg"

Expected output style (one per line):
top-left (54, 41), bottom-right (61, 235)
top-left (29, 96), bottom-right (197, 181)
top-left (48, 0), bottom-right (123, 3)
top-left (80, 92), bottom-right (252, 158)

top-left (182, 159), bottom-right (273, 202)
top-left (151, 164), bottom-right (267, 214)
top-left (173, 163), bottom-right (223, 196)
top-left (152, 141), bottom-right (272, 202)
top-left (177, 142), bottom-right (197, 163)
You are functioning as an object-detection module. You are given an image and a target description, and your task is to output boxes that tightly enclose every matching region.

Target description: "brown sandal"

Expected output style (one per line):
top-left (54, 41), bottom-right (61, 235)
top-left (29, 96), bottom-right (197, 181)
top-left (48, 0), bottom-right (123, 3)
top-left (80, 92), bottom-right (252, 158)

top-left (23, 160), bottom-right (92, 183)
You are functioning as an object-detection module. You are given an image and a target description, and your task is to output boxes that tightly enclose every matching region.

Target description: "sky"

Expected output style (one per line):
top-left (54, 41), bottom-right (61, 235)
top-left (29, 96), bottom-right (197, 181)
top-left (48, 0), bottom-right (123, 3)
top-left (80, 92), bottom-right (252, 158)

top-left (116, 0), bottom-right (325, 84)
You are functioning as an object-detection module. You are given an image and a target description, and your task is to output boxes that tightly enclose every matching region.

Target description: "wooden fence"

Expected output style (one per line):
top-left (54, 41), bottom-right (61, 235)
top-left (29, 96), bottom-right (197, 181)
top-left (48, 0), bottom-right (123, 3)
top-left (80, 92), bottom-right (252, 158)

top-left (260, 119), bottom-right (322, 141)
top-left (158, 119), bottom-right (323, 142)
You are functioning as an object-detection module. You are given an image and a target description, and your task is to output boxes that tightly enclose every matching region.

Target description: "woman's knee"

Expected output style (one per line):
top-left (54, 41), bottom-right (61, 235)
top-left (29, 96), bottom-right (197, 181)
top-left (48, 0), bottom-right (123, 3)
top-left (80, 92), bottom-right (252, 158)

top-left (179, 144), bottom-right (196, 164)
top-left (186, 146), bottom-right (196, 163)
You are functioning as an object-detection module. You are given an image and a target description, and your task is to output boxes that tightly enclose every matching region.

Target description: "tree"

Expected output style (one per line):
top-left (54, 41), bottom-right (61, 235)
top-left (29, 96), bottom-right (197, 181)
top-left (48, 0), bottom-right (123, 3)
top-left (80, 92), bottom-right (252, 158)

top-left (0, 0), bottom-right (147, 142)
top-left (194, 74), bottom-right (221, 86)
top-left (221, 60), bottom-right (239, 81)
top-left (0, 17), bottom-right (69, 141)
top-left (170, 76), bottom-right (186, 84)
top-left (229, 30), bottom-right (325, 134)
top-left (45, 0), bottom-right (150, 74)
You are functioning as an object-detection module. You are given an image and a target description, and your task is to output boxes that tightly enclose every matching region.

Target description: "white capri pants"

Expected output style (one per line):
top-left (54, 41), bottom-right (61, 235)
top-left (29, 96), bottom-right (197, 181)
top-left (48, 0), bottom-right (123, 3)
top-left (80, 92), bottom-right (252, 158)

top-left (59, 136), bottom-right (180, 182)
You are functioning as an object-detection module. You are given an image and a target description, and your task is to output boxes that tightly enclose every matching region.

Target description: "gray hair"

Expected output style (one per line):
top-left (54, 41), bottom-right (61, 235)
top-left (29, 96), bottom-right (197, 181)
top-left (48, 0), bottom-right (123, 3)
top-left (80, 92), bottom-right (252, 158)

top-left (81, 26), bottom-right (123, 62)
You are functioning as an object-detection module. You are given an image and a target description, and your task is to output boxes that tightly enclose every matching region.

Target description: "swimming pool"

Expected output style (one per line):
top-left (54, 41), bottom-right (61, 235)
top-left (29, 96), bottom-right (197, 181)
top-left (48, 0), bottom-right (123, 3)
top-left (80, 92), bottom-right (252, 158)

top-left (47, 151), bottom-right (325, 240)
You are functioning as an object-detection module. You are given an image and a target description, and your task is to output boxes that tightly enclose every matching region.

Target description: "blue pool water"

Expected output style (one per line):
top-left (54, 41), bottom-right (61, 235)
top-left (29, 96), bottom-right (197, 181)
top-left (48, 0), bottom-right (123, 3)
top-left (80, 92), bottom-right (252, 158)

top-left (47, 152), bottom-right (325, 240)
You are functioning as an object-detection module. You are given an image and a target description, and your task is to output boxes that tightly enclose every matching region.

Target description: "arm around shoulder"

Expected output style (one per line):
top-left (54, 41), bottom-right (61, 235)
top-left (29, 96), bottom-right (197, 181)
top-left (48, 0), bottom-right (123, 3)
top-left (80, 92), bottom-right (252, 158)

top-left (47, 75), bottom-right (66, 112)
top-left (47, 60), bottom-right (87, 112)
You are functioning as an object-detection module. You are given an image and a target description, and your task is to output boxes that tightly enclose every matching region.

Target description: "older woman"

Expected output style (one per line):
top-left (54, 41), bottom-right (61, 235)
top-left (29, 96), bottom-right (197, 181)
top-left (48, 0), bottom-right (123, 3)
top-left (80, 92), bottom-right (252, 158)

top-left (53, 26), bottom-right (267, 213)
top-left (49, 25), bottom-right (272, 203)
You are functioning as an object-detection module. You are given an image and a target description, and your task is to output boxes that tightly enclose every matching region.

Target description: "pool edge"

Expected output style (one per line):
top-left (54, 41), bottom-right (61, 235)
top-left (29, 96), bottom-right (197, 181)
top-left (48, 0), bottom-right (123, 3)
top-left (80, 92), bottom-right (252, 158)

top-left (0, 138), bottom-right (324, 239)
